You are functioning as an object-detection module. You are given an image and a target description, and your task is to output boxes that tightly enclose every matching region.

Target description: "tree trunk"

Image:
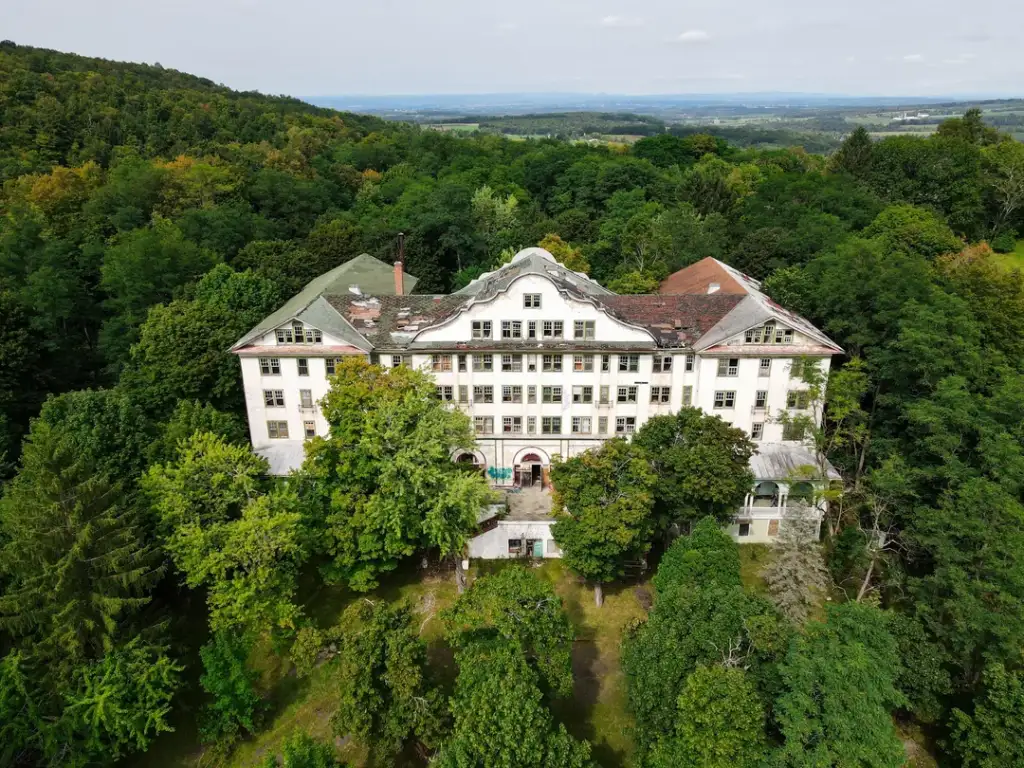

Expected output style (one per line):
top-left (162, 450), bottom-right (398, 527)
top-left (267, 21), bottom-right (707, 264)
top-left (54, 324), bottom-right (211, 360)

top-left (593, 582), bottom-right (603, 608)
top-left (856, 557), bottom-right (876, 602)
top-left (454, 555), bottom-right (467, 594)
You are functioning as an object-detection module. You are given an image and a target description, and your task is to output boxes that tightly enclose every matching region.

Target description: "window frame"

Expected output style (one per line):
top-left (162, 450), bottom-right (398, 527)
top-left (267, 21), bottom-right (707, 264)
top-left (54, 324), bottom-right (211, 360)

top-left (713, 390), bottom-right (736, 409)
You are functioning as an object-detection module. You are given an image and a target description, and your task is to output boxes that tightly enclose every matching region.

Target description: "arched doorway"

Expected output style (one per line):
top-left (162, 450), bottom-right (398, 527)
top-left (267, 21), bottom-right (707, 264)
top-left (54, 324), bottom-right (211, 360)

top-left (452, 449), bottom-right (486, 476)
top-left (788, 481), bottom-right (815, 507)
top-left (512, 448), bottom-right (550, 488)
top-left (752, 481), bottom-right (780, 507)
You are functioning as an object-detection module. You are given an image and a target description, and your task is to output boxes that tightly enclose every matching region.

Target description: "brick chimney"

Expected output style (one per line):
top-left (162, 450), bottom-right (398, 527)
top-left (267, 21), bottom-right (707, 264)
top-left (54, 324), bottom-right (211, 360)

top-left (394, 261), bottom-right (405, 296)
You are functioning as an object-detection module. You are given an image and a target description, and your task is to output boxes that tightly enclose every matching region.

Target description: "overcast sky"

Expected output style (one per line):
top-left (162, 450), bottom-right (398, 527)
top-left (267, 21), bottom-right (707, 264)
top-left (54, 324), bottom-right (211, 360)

top-left (2, 0), bottom-right (1021, 98)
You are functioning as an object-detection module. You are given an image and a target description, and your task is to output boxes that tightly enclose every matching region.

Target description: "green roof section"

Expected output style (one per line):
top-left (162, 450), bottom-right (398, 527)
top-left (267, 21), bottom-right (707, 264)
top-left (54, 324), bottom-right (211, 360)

top-left (231, 253), bottom-right (418, 351)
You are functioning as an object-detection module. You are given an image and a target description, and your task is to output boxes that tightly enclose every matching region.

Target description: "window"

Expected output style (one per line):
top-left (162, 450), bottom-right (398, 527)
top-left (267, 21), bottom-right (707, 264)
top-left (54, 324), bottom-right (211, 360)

top-left (527, 416), bottom-right (536, 434)
top-left (599, 385), bottom-right (610, 404)
top-left (542, 416), bottom-right (562, 435)
top-left (524, 293), bottom-right (542, 308)
top-left (653, 355), bottom-right (673, 373)
top-left (572, 385), bottom-right (593, 404)
top-left (598, 416), bottom-right (608, 434)
top-left (542, 354), bottom-right (562, 372)
top-left (501, 354), bottom-right (523, 372)
top-left (744, 327), bottom-right (762, 343)
top-left (267, 420), bottom-right (289, 439)
top-left (458, 385), bottom-right (468, 403)
top-left (542, 386), bottom-right (562, 404)
top-left (275, 328), bottom-right (293, 344)
top-left (574, 320), bottom-right (595, 340)
top-left (738, 521), bottom-right (751, 537)
top-left (502, 320), bottom-right (523, 339)
top-left (458, 354), bottom-right (467, 372)
top-left (759, 358), bottom-right (771, 375)
top-left (502, 386), bottom-right (522, 403)
top-left (508, 538), bottom-right (523, 555)
top-left (573, 354), bottom-right (594, 372)
top-left (682, 385), bottom-right (693, 406)
top-left (768, 519), bottom-right (780, 537)
top-left (650, 386), bottom-right (670, 403)
top-left (304, 421), bottom-right (316, 438)
top-left (601, 354), bottom-right (610, 372)
top-left (264, 390), bottom-right (285, 407)
top-left (436, 386), bottom-right (454, 401)
top-left (472, 321), bottom-right (492, 339)
top-left (527, 386), bottom-right (537, 404)
top-left (527, 321), bottom-right (537, 339)
top-left (783, 422), bottom-right (807, 440)
top-left (473, 385), bottom-right (494, 403)
top-left (542, 320), bottom-right (564, 338)
top-left (474, 416), bottom-right (494, 434)
top-left (615, 416), bottom-right (636, 434)
top-left (259, 357), bottom-right (281, 375)
top-left (775, 328), bottom-right (794, 344)
top-left (297, 358), bottom-right (309, 376)
top-left (503, 416), bottom-right (523, 434)
top-left (473, 354), bottom-right (493, 372)
top-left (755, 390), bottom-right (768, 409)
top-left (390, 355), bottom-right (406, 369)
top-left (572, 416), bottom-right (592, 434)
top-left (713, 391), bottom-right (736, 409)
top-left (762, 324), bottom-right (775, 343)
top-left (292, 321), bottom-right (303, 342)
top-left (717, 358), bottom-right (739, 377)
top-left (685, 354), bottom-right (695, 371)
top-left (305, 328), bottom-right (322, 344)
top-left (617, 386), bottom-right (638, 403)
top-left (432, 354), bottom-right (452, 372)
top-left (299, 389), bottom-right (313, 408)
top-left (326, 357), bottom-right (341, 375)
top-left (787, 391), bottom-right (810, 409)
top-left (751, 422), bottom-right (764, 440)
top-left (619, 354), bottom-right (639, 372)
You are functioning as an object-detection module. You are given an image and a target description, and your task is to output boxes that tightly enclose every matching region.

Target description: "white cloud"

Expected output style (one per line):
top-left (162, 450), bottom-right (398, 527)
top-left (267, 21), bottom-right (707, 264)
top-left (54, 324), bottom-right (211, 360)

top-left (675, 29), bottom-right (710, 43)
top-left (599, 15), bottom-right (644, 28)
top-left (903, 53), bottom-right (925, 62)
top-left (496, 21), bottom-right (518, 31)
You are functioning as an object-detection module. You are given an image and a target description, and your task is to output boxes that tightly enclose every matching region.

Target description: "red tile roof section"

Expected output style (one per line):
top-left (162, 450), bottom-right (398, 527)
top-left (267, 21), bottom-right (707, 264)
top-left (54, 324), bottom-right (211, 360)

top-left (659, 257), bottom-right (748, 296)
top-left (603, 294), bottom-right (745, 347)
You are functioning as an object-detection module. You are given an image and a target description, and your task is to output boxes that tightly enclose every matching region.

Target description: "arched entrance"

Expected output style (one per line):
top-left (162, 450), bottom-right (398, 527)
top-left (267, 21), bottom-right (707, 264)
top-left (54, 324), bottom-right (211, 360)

top-left (512, 447), bottom-right (550, 488)
top-left (451, 449), bottom-right (486, 476)
top-left (752, 481), bottom-right (780, 508)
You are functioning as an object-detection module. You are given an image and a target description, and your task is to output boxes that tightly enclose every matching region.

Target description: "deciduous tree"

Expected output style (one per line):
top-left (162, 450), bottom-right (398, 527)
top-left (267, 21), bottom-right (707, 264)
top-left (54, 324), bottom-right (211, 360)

top-left (550, 438), bottom-right (657, 606)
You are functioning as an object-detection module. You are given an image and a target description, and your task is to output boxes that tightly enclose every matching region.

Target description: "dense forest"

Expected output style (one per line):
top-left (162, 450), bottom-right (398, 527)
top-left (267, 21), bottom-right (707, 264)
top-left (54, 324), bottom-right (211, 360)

top-left (2, 40), bottom-right (1024, 767)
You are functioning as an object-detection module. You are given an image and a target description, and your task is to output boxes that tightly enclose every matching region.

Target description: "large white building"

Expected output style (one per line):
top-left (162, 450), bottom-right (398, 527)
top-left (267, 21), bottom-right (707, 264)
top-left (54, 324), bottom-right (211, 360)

top-left (232, 248), bottom-right (842, 550)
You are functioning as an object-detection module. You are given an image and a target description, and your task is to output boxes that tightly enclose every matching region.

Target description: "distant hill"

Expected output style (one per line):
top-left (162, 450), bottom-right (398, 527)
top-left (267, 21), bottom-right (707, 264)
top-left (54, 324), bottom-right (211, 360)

top-left (0, 41), bottom-right (388, 181)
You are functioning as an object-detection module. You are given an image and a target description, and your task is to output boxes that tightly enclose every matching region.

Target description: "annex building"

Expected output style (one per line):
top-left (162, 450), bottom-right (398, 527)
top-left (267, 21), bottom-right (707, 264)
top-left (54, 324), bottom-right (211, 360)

top-left (232, 248), bottom-right (842, 551)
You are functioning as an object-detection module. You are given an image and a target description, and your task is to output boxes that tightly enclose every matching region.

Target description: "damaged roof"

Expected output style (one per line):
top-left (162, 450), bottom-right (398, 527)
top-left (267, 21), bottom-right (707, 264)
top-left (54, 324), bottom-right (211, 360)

top-left (603, 294), bottom-right (745, 348)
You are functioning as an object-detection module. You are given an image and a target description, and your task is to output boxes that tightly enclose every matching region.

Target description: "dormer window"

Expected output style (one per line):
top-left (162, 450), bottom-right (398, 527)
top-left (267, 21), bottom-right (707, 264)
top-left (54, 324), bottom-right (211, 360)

top-left (524, 294), bottom-right (542, 309)
top-left (276, 328), bottom-right (293, 344)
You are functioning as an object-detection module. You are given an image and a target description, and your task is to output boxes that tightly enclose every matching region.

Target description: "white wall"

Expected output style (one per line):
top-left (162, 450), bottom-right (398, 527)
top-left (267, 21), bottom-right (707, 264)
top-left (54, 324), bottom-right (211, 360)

top-left (468, 520), bottom-right (561, 559)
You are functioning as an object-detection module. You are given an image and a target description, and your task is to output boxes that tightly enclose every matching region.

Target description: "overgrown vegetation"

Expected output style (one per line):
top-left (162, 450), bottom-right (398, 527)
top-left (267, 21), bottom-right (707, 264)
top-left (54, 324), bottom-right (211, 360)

top-left (2, 41), bottom-right (1024, 767)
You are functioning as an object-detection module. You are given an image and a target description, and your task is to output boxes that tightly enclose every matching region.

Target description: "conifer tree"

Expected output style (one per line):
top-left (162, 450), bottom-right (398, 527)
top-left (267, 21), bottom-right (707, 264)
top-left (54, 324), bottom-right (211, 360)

top-left (0, 420), bottom-right (162, 671)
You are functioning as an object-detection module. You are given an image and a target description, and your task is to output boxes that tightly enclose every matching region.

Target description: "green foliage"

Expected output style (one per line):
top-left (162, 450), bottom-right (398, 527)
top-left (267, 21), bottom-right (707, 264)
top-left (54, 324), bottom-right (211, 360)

top-left (149, 398), bottom-right (248, 464)
top-left (862, 203), bottom-right (963, 259)
top-left (633, 408), bottom-right (755, 530)
top-left (761, 507), bottom-right (830, 625)
top-left (606, 270), bottom-right (660, 294)
top-left (0, 419), bottom-right (161, 668)
top-left (434, 638), bottom-right (594, 768)
top-left (653, 516), bottom-right (742, 594)
top-left (121, 264), bottom-right (283, 416)
top-left (262, 731), bottom-right (348, 767)
top-left (145, 432), bottom-right (307, 633)
top-left (443, 566), bottom-right (575, 696)
top-left (951, 663), bottom-right (1024, 768)
top-left (550, 437), bottom-right (658, 589)
top-left (886, 611), bottom-right (952, 723)
top-left (199, 631), bottom-right (264, 745)
top-left (647, 665), bottom-right (767, 768)
top-left (772, 602), bottom-right (905, 768)
top-left (829, 126), bottom-right (874, 178)
top-left (299, 358), bottom-right (491, 591)
top-left (62, 639), bottom-right (182, 761)
top-left (331, 601), bottom-right (443, 762)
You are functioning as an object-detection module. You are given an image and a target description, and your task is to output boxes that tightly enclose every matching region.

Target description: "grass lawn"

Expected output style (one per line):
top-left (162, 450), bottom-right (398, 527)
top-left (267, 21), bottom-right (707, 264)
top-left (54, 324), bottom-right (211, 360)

top-left (138, 560), bottom-right (648, 768)
top-left (991, 239), bottom-right (1024, 272)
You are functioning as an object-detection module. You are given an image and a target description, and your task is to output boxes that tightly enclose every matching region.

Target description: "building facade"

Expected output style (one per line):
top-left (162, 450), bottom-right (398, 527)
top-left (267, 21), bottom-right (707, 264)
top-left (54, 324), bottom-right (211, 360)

top-left (232, 248), bottom-right (842, 547)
